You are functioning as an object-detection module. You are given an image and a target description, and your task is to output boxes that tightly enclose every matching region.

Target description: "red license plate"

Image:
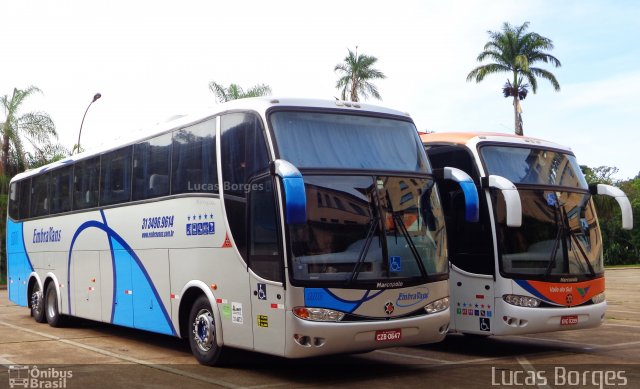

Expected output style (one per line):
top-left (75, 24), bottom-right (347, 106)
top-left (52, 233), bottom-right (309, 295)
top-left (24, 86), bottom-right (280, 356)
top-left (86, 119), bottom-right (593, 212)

top-left (375, 329), bottom-right (402, 342)
top-left (560, 315), bottom-right (578, 325)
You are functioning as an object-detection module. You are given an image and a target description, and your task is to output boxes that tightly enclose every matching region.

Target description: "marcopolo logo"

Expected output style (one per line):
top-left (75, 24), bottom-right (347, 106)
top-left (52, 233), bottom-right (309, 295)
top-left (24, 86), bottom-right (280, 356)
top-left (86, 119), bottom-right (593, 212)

top-left (8, 365), bottom-right (73, 388)
top-left (32, 227), bottom-right (62, 244)
top-left (396, 287), bottom-right (429, 307)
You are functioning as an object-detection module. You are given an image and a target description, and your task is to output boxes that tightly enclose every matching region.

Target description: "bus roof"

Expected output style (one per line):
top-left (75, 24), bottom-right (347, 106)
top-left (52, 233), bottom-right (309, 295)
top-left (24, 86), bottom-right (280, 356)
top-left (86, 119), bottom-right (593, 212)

top-left (420, 131), bottom-right (572, 153)
top-left (11, 97), bottom-right (411, 182)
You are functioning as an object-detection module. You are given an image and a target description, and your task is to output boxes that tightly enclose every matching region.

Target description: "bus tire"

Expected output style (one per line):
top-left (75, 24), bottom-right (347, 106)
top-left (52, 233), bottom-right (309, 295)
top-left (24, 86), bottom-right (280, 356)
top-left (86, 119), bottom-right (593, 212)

top-left (31, 283), bottom-right (46, 323)
top-left (45, 282), bottom-right (66, 327)
top-left (188, 295), bottom-right (225, 366)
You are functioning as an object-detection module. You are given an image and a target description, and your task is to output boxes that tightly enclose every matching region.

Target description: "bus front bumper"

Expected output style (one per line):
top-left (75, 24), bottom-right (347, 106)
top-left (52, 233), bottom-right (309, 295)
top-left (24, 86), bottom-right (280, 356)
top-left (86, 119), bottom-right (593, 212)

top-left (283, 309), bottom-right (450, 358)
top-left (492, 300), bottom-right (607, 336)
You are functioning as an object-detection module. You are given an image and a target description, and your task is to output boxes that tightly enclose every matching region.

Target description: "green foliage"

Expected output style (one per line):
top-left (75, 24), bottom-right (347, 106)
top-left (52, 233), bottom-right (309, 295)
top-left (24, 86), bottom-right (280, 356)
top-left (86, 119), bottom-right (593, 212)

top-left (335, 47), bottom-right (386, 102)
top-left (1, 86), bottom-right (58, 177)
top-left (581, 166), bottom-right (640, 265)
top-left (27, 143), bottom-right (70, 169)
top-left (467, 22), bottom-right (561, 135)
top-left (1, 85), bottom-right (61, 284)
top-left (209, 82), bottom-right (272, 103)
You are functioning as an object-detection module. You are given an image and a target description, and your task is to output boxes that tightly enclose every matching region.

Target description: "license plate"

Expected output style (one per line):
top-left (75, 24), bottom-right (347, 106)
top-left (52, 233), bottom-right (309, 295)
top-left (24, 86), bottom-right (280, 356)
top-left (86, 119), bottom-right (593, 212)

top-left (560, 315), bottom-right (578, 325)
top-left (375, 329), bottom-right (402, 342)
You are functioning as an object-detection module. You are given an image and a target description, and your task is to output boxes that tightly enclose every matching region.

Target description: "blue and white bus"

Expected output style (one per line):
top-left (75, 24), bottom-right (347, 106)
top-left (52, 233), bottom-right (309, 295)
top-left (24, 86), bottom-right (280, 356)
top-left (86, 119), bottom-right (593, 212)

top-left (7, 98), bottom-right (477, 365)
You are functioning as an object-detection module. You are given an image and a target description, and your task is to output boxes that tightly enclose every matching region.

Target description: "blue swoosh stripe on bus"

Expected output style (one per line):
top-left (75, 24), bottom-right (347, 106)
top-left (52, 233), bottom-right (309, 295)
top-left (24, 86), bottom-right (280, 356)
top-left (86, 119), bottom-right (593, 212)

top-left (6, 220), bottom-right (34, 306)
top-left (304, 288), bottom-right (385, 313)
top-left (350, 289), bottom-right (385, 311)
top-left (100, 210), bottom-right (118, 325)
top-left (514, 280), bottom-right (548, 302)
top-left (67, 216), bottom-right (177, 336)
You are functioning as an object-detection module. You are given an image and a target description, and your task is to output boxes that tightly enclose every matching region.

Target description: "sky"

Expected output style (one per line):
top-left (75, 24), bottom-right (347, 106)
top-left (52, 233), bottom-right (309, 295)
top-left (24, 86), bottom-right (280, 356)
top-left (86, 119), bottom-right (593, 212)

top-left (2, 0), bottom-right (639, 179)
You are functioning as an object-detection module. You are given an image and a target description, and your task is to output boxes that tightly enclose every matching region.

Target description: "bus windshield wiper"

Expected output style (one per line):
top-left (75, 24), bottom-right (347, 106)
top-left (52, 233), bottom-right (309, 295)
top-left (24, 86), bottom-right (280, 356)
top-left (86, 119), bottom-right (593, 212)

top-left (544, 199), bottom-right (596, 279)
top-left (386, 192), bottom-right (428, 278)
top-left (391, 211), bottom-right (428, 278)
top-left (569, 194), bottom-right (596, 277)
top-left (567, 225), bottom-right (596, 277)
top-left (348, 216), bottom-right (379, 285)
top-left (544, 201), bottom-right (565, 280)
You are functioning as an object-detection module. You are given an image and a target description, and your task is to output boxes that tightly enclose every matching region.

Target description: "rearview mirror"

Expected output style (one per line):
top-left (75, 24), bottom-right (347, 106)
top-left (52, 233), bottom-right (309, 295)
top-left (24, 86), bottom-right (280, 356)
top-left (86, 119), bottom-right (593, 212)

top-left (482, 175), bottom-right (522, 228)
top-left (589, 184), bottom-right (633, 230)
top-left (271, 159), bottom-right (307, 225)
top-left (434, 167), bottom-right (479, 223)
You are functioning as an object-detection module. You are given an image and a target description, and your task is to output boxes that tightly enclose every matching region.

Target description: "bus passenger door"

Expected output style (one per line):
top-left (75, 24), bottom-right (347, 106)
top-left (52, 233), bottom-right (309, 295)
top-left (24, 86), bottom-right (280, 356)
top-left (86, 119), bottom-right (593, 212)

top-left (247, 176), bottom-right (286, 355)
top-left (73, 251), bottom-right (102, 322)
top-left (450, 265), bottom-right (495, 334)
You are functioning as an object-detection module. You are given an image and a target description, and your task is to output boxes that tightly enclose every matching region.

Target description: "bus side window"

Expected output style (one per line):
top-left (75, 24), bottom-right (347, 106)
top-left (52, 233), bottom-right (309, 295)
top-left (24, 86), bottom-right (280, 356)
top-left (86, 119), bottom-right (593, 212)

top-left (101, 147), bottom-right (132, 206)
top-left (50, 166), bottom-right (73, 214)
top-left (74, 157), bottom-right (100, 210)
top-left (248, 177), bottom-right (282, 282)
top-left (221, 112), bottom-right (270, 261)
top-left (426, 145), bottom-right (495, 275)
top-left (8, 182), bottom-right (19, 220)
top-left (19, 179), bottom-right (31, 219)
top-left (31, 173), bottom-right (51, 217)
top-left (171, 119), bottom-right (217, 195)
top-left (134, 132), bottom-right (172, 200)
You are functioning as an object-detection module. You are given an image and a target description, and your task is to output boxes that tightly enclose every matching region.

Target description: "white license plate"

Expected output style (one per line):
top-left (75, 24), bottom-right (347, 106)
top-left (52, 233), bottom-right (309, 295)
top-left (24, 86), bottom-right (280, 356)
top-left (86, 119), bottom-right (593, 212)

top-left (560, 315), bottom-right (578, 325)
top-left (375, 329), bottom-right (402, 342)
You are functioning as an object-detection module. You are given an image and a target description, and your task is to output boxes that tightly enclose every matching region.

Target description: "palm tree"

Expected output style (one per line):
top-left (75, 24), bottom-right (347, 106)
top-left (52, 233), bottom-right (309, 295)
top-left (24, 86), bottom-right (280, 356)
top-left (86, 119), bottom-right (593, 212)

top-left (335, 47), bottom-right (386, 102)
top-left (209, 82), bottom-right (272, 103)
top-left (466, 22), bottom-right (561, 135)
top-left (0, 86), bottom-right (57, 177)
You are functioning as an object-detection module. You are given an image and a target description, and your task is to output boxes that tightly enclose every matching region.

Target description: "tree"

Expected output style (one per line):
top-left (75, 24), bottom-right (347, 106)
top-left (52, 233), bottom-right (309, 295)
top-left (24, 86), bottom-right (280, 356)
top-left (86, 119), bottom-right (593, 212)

top-left (334, 47), bottom-right (386, 102)
top-left (1, 86), bottom-right (57, 177)
top-left (1, 86), bottom-right (58, 284)
top-left (27, 143), bottom-right (69, 169)
top-left (208, 82), bottom-right (272, 103)
top-left (466, 22), bottom-right (561, 135)
top-left (581, 165), bottom-right (640, 265)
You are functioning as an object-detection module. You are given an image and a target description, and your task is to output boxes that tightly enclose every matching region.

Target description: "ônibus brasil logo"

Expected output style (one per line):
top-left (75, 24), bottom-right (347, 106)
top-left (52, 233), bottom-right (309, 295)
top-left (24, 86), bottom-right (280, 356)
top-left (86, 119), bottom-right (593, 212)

top-left (8, 365), bottom-right (73, 388)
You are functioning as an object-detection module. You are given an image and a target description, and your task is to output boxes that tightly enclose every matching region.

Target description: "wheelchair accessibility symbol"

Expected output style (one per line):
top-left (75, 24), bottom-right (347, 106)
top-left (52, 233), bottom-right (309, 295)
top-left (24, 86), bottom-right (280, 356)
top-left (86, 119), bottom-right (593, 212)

top-left (479, 317), bottom-right (491, 332)
top-left (389, 256), bottom-right (402, 272)
top-left (257, 283), bottom-right (267, 300)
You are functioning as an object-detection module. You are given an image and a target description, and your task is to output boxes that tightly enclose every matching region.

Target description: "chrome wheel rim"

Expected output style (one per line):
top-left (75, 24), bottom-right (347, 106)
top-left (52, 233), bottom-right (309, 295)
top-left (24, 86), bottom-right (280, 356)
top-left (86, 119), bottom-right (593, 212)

top-left (46, 288), bottom-right (57, 319)
top-left (192, 309), bottom-right (214, 352)
top-left (31, 288), bottom-right (42, 317)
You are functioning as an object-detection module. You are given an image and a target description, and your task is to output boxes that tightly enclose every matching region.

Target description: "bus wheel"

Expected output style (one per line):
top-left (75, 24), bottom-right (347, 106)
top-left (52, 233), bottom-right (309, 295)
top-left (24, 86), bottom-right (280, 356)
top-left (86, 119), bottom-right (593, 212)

top-left (45, 282), bottom-right (66, 327)
top-left (188, 295), bottom-right (225, 365)
top-left (31, 283), bottom-right (46, 323)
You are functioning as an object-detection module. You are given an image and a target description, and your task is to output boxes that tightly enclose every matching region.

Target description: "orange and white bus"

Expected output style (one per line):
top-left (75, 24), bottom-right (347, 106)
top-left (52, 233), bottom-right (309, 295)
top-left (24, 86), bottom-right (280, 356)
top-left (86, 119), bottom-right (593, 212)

top-left (422, 132), bottom-right (632, 336)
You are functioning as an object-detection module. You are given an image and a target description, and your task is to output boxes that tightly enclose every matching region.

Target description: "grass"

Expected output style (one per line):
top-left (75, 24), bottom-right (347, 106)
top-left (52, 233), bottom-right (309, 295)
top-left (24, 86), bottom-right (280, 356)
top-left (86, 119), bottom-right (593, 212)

top-left (605, 263), bottom-right (640, 269)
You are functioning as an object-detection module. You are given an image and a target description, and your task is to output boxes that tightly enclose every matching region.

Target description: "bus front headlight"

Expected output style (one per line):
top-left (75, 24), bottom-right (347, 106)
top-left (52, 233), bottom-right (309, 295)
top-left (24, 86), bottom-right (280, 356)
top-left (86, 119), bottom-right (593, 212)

top-left (293, 307), bottom-right (345, 322)
top-left (503, 294), bottom-right (541, 308)
top-left (591, 292), bottom-right (605, 304)
top-left (425, 297), bottom-right (449, 314)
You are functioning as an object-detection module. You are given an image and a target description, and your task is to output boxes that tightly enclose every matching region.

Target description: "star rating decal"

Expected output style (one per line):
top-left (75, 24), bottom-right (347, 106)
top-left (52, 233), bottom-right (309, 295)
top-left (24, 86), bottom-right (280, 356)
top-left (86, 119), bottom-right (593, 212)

top-left (188, 213), bottom-right (215, 221)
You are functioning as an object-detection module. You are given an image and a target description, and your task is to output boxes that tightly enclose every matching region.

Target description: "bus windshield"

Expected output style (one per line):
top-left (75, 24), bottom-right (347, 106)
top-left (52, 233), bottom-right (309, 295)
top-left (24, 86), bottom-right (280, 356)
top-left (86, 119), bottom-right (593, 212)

top-left (270, 111), bottom-right (429, 173)
top-left (482, 145), bottom-right (603, 280)
top-left (481, 145), bottom-right (588, 189)
top-left (495, 190), bottom-right (603, 279)
top-left (287, 175), bottom-right (447, 285)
